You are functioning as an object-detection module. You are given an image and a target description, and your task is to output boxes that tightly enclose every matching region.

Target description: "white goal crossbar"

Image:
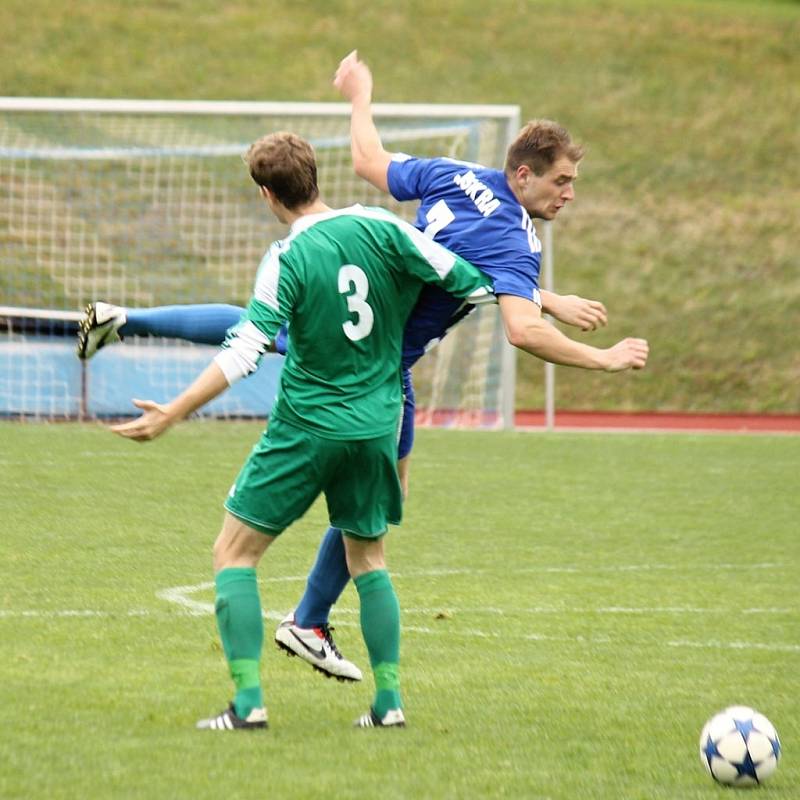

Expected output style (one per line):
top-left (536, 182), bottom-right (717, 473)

top-left (0, 97), bottom-right (521, 119)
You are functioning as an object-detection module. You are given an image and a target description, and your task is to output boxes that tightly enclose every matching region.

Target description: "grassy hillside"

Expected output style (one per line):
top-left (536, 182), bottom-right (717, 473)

top-left (1, 0), bottom-right (798, 412)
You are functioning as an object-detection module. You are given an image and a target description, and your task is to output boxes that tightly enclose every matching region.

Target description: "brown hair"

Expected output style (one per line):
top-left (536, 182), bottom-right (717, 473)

top-left (505, 120), bottom-right (585, 176)
top-left (244, 132), bottom-right (319, 209)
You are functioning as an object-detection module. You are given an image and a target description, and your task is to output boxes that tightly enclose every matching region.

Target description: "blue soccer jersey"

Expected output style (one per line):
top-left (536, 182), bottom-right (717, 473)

top-left (388, 154), bottom-right (543, 368)
top-left (388, 155), bottom-right (542, 301)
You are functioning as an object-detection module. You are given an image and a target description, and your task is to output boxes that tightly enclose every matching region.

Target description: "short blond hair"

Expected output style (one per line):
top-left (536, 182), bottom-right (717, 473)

top-left (244, 132), bottom-right (319, 209)
top-left (505, 120), bottom-right (584, 176)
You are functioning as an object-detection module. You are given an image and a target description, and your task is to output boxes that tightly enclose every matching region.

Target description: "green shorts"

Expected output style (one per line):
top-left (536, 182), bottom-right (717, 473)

top-left (224, 416), bottom-right (402, 539)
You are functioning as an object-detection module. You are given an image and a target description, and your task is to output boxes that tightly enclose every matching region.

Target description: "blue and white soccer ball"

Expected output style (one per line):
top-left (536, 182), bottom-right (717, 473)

top-left (699, 706), bottom-right (781, 787)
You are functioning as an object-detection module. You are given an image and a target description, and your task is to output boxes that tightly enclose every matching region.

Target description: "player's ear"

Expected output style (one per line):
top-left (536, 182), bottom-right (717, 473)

top-left (516, 164), bottom-right (532, 186)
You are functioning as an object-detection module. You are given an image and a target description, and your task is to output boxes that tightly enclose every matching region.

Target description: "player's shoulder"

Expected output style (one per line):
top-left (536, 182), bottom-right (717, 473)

top-left (290, 205), bottom-right (412, 249)
top-left (317, 204), bottom-right (407, 234)
top-left (288, 205), bottom-right (393, 239)
top-left (392, 152), bottom-right (487, 174)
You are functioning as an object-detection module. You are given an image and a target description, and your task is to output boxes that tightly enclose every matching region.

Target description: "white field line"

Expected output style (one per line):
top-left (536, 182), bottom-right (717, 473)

top-left (5, 585), bottom-right (797, 654)
top-left (3, 608), bottom-right (797, 654)
top-left (153, 568), bottom-right (800, 654)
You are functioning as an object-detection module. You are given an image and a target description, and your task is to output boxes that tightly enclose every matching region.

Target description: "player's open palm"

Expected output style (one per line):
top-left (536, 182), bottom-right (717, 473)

top-left (603, 337), bottom-right (649, 372)
top-left (110, 399), bottom-right (174, 442)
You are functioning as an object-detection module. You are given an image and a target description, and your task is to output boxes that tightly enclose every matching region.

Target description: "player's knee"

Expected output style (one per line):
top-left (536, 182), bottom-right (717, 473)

top-left (344, 538), bottom-right (386, 578)
top-left (213, 513), bottom-right (273, 571)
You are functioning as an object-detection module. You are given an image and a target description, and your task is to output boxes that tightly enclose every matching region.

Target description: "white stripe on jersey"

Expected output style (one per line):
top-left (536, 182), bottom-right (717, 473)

top-left (397, 219), bottom-right (456, 279)
top-left (214, 320), bottom-right (271, 385)
top-left (336, 204), bottom-right (457, 280)
top-left (467, 286), bottom-right (496, 305)
top-left (254, 243), bottom-right (282, 311)
top-left (277, 203), bottom-right (459, 281)
top-left (520, 207), bottom-right (542, 254)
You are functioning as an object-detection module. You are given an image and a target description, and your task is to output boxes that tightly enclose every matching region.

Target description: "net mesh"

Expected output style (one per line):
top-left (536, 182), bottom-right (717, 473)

top-left (0, 103), bottom-right (515, 423)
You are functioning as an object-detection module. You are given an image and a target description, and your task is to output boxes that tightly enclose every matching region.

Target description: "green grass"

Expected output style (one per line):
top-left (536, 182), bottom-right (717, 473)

top-left (1, 0), bottom-right (799, 412)
top-left (1, 422), bottom-right (798, 798)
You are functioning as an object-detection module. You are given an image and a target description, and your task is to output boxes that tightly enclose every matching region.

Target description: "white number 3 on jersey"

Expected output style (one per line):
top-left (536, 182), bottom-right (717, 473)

top-left (338, 265), bottom-right (374, 341)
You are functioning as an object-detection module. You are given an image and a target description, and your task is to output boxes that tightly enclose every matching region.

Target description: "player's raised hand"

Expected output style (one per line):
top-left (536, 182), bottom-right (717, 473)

top-left (602, 337), bottom-right (649, 372)
top-left (333, 50), bottom-right (372, 103)
top-left (110, 398), bottom-right (175, 442)
top-left (551, 294), bottom-right (608, 331)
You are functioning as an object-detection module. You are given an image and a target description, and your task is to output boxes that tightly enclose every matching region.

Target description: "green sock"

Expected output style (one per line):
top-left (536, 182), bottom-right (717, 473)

top-left (214, 567), bottom-right (264, 718)
top-left (354, 569), bottom-right (401, 717)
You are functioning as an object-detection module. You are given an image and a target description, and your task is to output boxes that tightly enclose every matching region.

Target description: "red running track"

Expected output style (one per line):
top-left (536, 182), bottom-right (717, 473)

top-left (514, 410), bottom-right (800, 433)
top-left (415, 408), bottom-right (800, 433)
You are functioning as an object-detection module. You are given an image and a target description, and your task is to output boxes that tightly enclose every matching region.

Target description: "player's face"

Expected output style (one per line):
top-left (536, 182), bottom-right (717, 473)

top-left (518, 156), bottom-right (578, 220)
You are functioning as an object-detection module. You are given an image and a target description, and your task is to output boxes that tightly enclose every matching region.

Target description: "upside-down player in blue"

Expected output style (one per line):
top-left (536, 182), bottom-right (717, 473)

top-left (78, 51), bottom-right (649, 682)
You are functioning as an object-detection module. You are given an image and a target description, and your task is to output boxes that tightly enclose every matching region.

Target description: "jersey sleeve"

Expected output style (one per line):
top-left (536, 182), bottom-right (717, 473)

top-left (489, 251), bottom-right (542, 306)
top-left (214, 244), bottom-right (297, 384)
top-left (390, 216), bottom-right (495, 304)
top-left (387, 154), bottom-right (441, 202)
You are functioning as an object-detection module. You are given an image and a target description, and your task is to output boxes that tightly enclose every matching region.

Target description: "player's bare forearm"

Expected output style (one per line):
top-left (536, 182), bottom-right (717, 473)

top-left (333, 50), bottom-right (392, 192)
top-left (164, 361), bottom-right (230, 420)
top-left (349, 97), bottom-right (392, 192)
top-left (498, 295), bottom-right (648, 371)
top-left (110, 361), bottom-right (229, 442)
top-left (539, 289), bottom-right (608, 331)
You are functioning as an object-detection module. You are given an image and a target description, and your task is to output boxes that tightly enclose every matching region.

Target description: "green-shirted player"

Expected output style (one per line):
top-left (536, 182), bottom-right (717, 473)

top-left (111, 131), bottom-right (493, 731)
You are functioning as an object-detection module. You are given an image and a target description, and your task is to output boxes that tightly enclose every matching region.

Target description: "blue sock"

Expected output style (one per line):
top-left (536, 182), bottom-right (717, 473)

top-left (294, 527), bottom-right (351, 628)
top-left (120, 304), bottom-right (245, 345)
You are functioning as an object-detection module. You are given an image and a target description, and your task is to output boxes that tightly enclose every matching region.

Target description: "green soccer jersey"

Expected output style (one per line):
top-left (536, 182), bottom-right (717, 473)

top-left (215, 204), bottom-right (493, 439)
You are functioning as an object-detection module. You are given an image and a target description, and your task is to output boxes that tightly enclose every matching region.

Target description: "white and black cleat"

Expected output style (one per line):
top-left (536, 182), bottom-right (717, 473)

top-left (196, 703), bottom-right (267, 731)
top-left (77, 301), bottom-right (126, 360)
top-left (274, 612), bottom-right (362, 682)
top-left (354, 708), bottom-right (406, 729)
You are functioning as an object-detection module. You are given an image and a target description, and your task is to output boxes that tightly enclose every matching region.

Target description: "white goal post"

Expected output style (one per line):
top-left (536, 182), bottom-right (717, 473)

top-left (0, 97), bottom-right (554, 425)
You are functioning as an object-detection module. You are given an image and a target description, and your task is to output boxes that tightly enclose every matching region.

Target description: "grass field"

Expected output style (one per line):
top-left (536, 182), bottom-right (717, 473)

top-left (1, 422), bottom-right (798, 798)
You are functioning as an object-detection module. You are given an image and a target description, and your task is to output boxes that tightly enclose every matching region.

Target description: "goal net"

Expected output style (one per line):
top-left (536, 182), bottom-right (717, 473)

top-left (0, 98), bottom-right (521, 425)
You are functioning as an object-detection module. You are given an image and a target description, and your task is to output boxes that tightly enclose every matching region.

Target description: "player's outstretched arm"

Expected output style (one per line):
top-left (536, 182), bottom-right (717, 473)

top-left (110, 361), bottom-right (229, 442)
top-left (539, 290), bottom-right (608, 332)
top-left (498, 294), bottom-right (648, 371)
top-left (333, 50), bottom-right (392, 193)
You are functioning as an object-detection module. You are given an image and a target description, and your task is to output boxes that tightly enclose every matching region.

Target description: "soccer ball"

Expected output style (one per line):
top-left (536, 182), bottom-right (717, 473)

top-left (699, 706), bottom-right (781, 787)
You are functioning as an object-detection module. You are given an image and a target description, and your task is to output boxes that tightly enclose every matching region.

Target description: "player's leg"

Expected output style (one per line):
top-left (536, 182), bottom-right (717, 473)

top-left (396, 365), bottom-right (416, 497)
top-left (290, 527), bottom-right (349, 628)
top-left (326, 433), bottom-right (405, 728)
top-left (346, 536), bottom-right (404, 728)
top-left (77, 302), bottom-right (246, 359)
top-left (273, 526), bottom-right (362, 681)
top-left (197, 512), bottom-right (274, 731)
top-left (124, 304), bottom-right (246, 343)
top-left (275, 366), bottom-right (416, 672)
top-left (197, 418), bottom-right (325, 731)
top-left (274, 523), bottom-right (360, 678)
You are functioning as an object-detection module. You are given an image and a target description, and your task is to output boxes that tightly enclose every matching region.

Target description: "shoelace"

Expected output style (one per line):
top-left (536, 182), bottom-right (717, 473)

top-left (318, 623), bottom-right (343, 658)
